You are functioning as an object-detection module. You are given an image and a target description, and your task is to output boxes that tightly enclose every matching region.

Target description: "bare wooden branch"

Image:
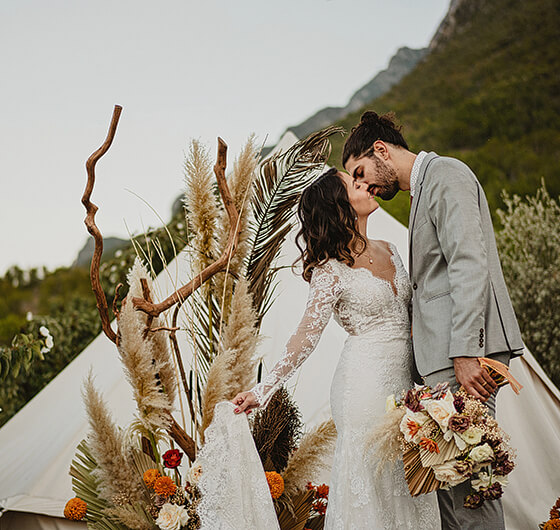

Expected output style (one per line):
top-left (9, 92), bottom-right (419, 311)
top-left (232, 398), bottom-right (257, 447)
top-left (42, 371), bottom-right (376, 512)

top-left (82, 105), bottom-right (123, 344)
top-left (132, 138), bottom-right (241, 317)
top-left (168, 414), bottom-right (197, 461)
top-left (147, 326), bottom-right (180, 333)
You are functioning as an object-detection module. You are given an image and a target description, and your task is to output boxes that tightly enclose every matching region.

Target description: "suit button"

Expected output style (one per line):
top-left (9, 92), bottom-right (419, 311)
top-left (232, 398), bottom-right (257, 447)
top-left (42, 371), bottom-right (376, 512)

top-left (413, 283), bottom-right (418, 290)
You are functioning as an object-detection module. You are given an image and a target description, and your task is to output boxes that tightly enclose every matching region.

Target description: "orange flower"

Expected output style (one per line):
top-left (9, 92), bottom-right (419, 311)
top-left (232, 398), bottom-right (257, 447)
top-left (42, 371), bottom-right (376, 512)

top-left (406, 419), bottom-right (421, 438)
top-left (154, 476), bottom-right (177, 496)
top-left (544, 520), bottom-right (560, 530)
top-left (143, 468), bottom-right (161, 488)
top-left (265, 471), bottom-right (285, 499)
top-left (419, 437), bottom-right (440, 454)
top-left (64, 497), bottom-right (87, 520)
top-left (552, 508), bottom-right (560, 520)
top-left (316, 484), bottom-right (329, 499)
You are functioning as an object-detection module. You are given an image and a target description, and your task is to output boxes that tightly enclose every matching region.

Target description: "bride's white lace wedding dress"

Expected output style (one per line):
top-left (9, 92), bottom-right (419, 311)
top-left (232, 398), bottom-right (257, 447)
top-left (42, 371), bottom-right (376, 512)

top-left (249, 241), bottom-right (440, 529)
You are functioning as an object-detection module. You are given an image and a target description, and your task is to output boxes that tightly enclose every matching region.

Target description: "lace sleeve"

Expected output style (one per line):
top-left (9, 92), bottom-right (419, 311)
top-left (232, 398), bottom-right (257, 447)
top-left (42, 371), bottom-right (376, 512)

top-left (249, 261), bottom-right (341, 409)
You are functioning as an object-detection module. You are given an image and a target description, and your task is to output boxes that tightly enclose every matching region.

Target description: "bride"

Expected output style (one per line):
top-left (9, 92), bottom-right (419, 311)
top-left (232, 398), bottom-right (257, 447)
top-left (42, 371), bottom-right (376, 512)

top-left (231, 167), bottom-right (440, 529)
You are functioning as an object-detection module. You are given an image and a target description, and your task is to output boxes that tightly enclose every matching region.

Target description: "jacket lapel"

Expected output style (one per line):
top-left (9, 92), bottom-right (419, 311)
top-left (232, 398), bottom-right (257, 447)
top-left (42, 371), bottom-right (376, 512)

top-left (408, 152), bottom-right (439, 274)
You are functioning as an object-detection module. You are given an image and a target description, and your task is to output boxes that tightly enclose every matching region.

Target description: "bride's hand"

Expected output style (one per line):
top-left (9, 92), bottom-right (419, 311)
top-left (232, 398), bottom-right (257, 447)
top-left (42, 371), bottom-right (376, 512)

top-left (231, 391), bottom-right (259, 414)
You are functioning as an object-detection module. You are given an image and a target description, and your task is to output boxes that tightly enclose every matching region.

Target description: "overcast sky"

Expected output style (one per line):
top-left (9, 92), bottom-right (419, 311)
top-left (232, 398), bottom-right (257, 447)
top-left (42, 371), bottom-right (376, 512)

top-left (0, 0), bottom-right (449, 275)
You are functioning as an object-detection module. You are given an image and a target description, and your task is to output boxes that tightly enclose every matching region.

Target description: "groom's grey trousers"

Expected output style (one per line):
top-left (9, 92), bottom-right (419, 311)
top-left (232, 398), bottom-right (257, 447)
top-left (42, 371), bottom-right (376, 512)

top-left (423, 351), bottom-right (510, 530)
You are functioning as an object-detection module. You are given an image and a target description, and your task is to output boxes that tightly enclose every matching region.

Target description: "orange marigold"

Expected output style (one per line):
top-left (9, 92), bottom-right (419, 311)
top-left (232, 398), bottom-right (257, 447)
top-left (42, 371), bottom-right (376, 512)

top-left (544, 520), bottom-right (560, 530)
top-left (265, 471), bottom-right (285, 499)
top-left (419, 437), bottom-right (440, 454)
top-left (64, 497), bottom-right (87, 520)
top-left (143, 468), bottom-right (161, 488)
top-left (154, 475), bottom-right (177, 496)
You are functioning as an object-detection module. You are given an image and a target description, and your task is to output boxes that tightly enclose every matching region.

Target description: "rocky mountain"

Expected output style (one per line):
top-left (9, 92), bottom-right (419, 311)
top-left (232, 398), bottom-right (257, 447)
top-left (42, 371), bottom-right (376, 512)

top-left (286, 46), bottom-right (427, 140)
top-left (73, 236), bottom-right (128, 268)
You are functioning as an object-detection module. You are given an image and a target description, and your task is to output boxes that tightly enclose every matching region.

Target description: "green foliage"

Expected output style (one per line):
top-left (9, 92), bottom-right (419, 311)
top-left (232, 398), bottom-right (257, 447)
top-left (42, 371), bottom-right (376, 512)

top-left (496, 182), bottom-right (560, 388)
top-left (327, 0), bottom-right (560, 227)
top-left (0, 296), bottom-right (101, 427)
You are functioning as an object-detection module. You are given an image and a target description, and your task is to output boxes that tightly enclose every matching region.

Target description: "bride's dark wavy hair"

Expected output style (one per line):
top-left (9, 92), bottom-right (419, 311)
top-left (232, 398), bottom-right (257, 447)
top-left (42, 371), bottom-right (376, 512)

top-left (295, 167), bottom-right (367, 282)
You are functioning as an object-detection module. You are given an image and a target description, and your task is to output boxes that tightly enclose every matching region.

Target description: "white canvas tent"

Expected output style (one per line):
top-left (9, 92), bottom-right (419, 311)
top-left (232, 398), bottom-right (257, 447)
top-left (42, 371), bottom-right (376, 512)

top-left (1, 132), bottom-right (559, 529)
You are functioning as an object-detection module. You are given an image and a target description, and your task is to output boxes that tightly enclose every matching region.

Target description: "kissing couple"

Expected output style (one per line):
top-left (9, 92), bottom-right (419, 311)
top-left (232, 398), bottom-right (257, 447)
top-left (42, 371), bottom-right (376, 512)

top-left (231, 111), bottom-right (524, 529)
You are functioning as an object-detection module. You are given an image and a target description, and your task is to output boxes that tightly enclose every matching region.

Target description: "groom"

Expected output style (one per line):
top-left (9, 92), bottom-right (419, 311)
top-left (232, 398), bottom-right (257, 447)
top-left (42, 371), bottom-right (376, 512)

top-left (342, 111), bottom-right (524, 530)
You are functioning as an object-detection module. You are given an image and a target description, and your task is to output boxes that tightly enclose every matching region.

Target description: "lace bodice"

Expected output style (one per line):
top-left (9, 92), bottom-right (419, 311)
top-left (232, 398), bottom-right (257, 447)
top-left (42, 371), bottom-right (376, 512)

top-left (250, 242), bottom-right (412, 408)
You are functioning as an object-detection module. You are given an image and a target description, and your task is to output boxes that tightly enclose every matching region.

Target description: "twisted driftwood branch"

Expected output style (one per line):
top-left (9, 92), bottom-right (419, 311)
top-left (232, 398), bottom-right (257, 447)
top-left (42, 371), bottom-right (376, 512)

top-left (82, 104), bottom-right (122, 344)
top-left (132, 138), bottom-right (240, 317)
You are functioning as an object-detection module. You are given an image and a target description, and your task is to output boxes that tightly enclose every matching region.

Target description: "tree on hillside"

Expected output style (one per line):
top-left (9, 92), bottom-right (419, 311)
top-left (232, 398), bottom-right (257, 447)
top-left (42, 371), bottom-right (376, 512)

top-left (496, 181), bottom-right (560, 387)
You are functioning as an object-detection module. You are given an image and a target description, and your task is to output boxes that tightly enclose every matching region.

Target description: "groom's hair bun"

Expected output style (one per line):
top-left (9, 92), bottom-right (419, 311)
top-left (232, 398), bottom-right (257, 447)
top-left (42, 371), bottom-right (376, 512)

top-left (342, 110), bottom-right (409, 166)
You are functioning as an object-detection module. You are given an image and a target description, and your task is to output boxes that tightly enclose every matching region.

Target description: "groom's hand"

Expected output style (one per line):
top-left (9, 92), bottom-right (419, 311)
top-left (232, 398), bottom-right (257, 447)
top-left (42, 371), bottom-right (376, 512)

top-left (453, 357), bottom-right (497, 401)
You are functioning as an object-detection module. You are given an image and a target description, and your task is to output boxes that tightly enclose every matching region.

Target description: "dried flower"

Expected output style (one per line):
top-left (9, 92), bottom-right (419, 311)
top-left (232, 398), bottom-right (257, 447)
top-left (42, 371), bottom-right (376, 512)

top-left (464, 492), bottom-right (484, 509)
top-left (143, 468), bottom-right (161, 488)
top-left (419, 437), bottom-right (440, 453)
top-left (312, 499), bottom-right (327, 515)
top-left (154, 476), bottom-right (177, 497)
top-left (481, 482), bottom-right (503, 501)
top-left (454, 459), bottom-right (474, 477)
top-left (453, 394), bottom-right (466, 413)
top-left (404, 389), bottom-right (423, 412)
top-left (265, 471), bottom-right (285, 499)
top-left (448, 414), bottom-right (471, 434)
top-left (431, 382), bottom-right (450, 400)
top-left (315, 484), bottom-right (329, 499)
top-left (550, 508), bottom-right (560, 520)
top-left (162, 449), bottom-right (183, 469)
top-left (64, 497), bottom-right (87, 520)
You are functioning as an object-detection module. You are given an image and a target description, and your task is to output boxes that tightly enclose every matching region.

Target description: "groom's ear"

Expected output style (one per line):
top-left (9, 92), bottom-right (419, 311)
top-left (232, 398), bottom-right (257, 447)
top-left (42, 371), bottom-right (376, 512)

top-left (372, 140), bottom-right (390, 160)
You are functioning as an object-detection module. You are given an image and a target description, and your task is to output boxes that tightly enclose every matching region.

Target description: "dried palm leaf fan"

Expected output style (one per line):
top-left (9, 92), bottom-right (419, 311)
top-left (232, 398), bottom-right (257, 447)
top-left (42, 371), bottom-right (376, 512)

top-left (402, 445), bottom-right (443, 496)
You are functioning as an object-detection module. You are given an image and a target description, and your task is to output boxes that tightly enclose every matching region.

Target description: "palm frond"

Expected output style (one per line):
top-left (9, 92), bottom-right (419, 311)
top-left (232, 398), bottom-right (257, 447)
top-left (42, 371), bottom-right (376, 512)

top-left (246, 126), bottom-right (344, 321)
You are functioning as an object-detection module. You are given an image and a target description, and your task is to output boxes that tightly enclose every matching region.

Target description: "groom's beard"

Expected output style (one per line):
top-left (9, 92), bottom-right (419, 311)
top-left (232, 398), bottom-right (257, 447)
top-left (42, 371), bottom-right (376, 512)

top-left (368, 157), bottom-right (399, 201)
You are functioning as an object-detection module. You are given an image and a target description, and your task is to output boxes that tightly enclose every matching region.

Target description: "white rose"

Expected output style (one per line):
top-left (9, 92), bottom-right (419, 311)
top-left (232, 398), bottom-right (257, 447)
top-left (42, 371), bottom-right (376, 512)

top-left (433, 460), bottom-right (468, 487)
top-left (471, 471), bottom-right (492, 491)
top-left (399, 410), bottom-right (429, 444)
top-left (39, 326), bottom-right (49, 337)
top-left (469, 443), bottom-right (494, 464)
top-left (155, 503), bottom-right (189, 530)
top-left (459, 427), bottom-right (483, 445)
top-left (426, 393), bottom-right (456, 431)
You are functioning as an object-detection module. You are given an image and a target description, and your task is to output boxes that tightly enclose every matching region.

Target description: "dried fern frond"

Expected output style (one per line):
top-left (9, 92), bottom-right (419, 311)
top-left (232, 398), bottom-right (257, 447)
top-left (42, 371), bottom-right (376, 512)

top-left (183, 139), bottom-right (220, 276)
top-left (117, 259), bottom-right (175, 431)
top-left (281, 418), bottom-right (337, 500)
top-left (251, 388), bottom-right (303, 473)
top-left (247, 126), bottom-right (343, 322)
top-left (82, 374), bottom-right (144, 503)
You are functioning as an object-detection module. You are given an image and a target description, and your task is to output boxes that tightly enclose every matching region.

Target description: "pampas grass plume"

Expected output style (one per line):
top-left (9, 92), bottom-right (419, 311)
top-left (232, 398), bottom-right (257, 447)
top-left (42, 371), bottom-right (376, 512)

top-left (183, 139), bottom-right (219, 276)
top-left (82, 373), bottom-right (144, 503)
top-left (117, 258), bottom-right (175, 431)
top-left (281, 418), bottom-right (337, 499)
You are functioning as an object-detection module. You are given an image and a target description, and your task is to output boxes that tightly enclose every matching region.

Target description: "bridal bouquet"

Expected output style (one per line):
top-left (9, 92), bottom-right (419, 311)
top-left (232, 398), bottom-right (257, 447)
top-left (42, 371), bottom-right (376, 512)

top-left (378, 380), bottom-right (516, 509)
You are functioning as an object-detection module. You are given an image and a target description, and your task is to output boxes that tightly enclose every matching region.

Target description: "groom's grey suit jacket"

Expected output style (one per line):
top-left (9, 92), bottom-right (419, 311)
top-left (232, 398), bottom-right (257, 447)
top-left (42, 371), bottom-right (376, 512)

top-left (408, 152), bottom-right (524, 377)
